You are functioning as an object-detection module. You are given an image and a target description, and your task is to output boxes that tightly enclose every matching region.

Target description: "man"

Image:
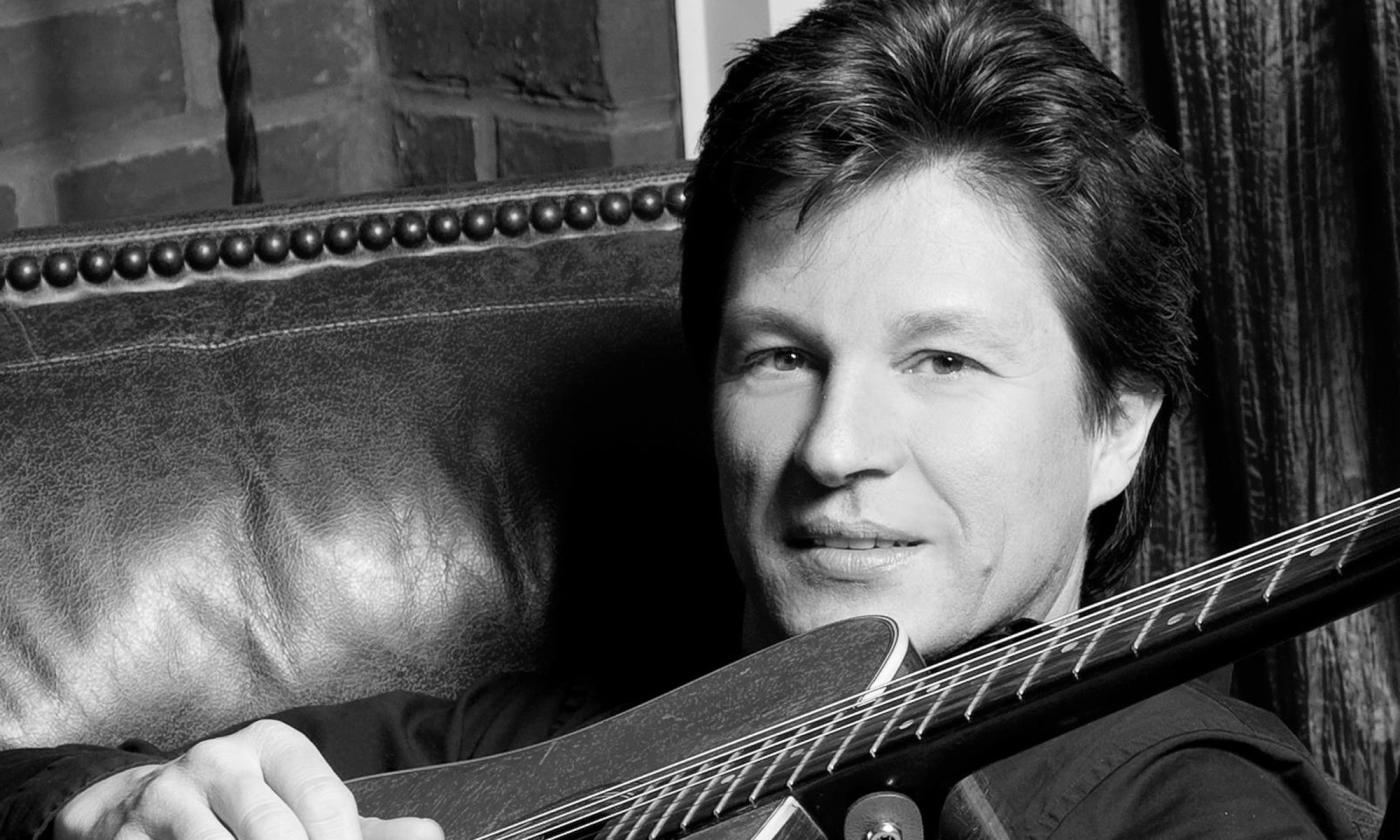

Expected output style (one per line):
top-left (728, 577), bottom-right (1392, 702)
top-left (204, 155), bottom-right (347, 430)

top-left (0, 0), bottom-right (1364, 837)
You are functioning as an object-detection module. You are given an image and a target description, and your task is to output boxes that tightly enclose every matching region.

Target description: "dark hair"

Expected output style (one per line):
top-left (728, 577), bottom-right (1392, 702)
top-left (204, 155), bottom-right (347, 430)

top-left (680, 0), bottom-right (1197, 596)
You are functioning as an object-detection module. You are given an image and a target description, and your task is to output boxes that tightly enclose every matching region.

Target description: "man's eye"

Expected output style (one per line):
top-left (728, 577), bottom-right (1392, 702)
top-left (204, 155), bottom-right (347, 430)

top-left (750, 349), bottom-right (808, 372)
top-left (906, 352), bottom-right (970, 375)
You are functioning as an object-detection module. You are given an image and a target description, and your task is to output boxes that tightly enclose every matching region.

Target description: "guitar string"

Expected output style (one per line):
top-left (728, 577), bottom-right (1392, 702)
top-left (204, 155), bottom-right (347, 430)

top-left (478, 493), bottom-right (1400, 840)
top-left (484, 495), bottom-right (1400, 840)
top-left (478, 491), bottom-right (1400, 840)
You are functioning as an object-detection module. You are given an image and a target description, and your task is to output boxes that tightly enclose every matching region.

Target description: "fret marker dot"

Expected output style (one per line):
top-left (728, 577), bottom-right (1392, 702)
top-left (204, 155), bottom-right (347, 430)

top-left (1167, 613), bottom-right (1186, 626)
top-left (899, 720), bottom-right (914, 730)
top-left (1309, 543), bottom-right (1330, 557)
top-left (721, 774), bottom-right (734, 784)
top-left (1061, 641), bottom-right (1079, 653)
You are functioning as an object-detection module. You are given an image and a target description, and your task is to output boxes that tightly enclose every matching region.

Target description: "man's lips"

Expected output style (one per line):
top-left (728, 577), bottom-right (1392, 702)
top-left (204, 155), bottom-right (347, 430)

top-left (784, 519), bottom-right (924, 550)
top-left (789, 535), bottom-right (921, 550)
top-left (782, 522), bottom-right (925, 579)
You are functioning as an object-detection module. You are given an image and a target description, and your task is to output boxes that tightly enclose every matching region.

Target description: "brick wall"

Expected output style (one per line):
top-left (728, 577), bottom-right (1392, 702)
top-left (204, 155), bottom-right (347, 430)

top-left (0, 0), bottom-right (683, 234)
top-left (382, 0), bottom-right (681, 184)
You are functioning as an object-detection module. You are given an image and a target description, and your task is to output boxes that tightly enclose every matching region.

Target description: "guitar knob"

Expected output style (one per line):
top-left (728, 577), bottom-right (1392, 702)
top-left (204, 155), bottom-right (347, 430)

top-left (843, 792), bottom-right (924, 840)
top-left (865, 820), bottom-right (902, 840)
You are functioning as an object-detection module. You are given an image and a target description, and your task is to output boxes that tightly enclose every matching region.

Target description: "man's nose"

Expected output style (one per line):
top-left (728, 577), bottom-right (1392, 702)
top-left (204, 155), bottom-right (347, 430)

top-left (794, 370), bottom-right (906, 487)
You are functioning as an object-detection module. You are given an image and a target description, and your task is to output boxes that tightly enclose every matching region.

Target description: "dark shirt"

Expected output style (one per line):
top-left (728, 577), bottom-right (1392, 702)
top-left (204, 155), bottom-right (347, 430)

top-left (0, 675), bottom-right (1373, 839)
top-left (971, 683), bottom-right (1368, 838)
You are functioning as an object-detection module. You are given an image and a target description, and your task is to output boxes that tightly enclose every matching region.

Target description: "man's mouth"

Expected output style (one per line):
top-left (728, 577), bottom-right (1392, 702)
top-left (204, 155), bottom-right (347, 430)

top-left (783, 524), bottom-right (924, 579)
top-left (791, 536), bottom-right (921, 550)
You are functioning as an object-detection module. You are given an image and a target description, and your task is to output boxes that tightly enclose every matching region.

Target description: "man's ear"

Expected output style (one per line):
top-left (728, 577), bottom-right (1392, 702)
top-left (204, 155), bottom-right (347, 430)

top-left (1088, 387), bottom-right (1164, 510)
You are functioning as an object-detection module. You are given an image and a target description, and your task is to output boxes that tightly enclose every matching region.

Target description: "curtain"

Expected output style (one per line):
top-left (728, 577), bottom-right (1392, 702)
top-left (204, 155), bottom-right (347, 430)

top-left (1049, 0), bottom-right (1400, 809)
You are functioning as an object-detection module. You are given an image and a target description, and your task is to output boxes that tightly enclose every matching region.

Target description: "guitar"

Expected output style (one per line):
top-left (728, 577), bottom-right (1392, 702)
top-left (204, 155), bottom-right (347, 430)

top-left (346, 489), bottom-right (1400, 840)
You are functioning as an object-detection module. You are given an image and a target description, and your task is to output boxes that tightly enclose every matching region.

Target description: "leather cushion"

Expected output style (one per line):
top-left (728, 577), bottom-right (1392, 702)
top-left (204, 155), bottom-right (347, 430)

top-left (0, 229), bottom-right (738, 749)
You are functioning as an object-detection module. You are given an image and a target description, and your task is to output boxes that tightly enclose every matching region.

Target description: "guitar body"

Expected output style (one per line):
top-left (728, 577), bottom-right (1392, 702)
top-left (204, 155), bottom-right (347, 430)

top-left (348, 616), bottom-right (922, 840)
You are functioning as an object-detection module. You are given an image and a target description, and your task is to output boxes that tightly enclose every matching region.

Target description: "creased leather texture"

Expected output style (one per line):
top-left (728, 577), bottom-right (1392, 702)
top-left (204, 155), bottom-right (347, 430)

top-left (0, 174), bottom-right (740, 749)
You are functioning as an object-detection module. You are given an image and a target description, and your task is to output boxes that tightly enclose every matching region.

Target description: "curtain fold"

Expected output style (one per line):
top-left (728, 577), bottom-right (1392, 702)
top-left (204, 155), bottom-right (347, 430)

top-left (1051, 0), bottom-right (1400, 809)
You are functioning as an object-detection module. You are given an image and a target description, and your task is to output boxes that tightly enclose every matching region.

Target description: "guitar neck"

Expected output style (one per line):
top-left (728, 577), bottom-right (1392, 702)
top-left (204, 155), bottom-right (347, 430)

top-left (749, 489), bottom-right (1400, 792)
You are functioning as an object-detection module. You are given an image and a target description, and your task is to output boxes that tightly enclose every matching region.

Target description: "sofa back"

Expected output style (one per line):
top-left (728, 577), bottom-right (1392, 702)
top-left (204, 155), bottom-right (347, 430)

top-left (0, 163), bottom-right (740, 750)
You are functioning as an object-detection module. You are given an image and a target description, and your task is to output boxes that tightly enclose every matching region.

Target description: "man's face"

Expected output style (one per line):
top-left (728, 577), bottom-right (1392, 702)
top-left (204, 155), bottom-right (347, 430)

top-left (712, 165), bottom-right (1156, 659)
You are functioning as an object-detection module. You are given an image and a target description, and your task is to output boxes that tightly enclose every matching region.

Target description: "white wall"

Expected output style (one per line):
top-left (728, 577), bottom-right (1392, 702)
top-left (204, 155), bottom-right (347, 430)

top-left (674, 0), bottom-right (822, 158)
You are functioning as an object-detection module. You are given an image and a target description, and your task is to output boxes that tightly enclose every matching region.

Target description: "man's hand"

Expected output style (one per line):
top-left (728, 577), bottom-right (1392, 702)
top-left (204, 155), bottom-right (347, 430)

top-left (54, 719), bottom-right (443, 840)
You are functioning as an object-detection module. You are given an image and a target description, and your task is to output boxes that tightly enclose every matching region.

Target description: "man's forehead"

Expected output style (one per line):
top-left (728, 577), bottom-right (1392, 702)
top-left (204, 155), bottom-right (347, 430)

top-left (718, 297), bottom-right (1041, 363)
top-left (732, 165), bottom-right (1047, 270)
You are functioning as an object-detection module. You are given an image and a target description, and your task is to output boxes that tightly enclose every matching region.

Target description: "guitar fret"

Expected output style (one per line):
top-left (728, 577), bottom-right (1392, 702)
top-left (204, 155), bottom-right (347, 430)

top-left (1017, 622), bottom-right (1067, 698)
top-left (1337, 506), bottom-right (1381, 572)
top-left (679, 752), bottom-right (740, 830)
top-left (964, 646), bottom-right (1016, 720)
top-left (1262, 534), bottom-right (1310, 602)
top-left (1132, 578), bottom-right (1181, 653)
top-left (827, 700), bottom-right (879, 772)
top-left (1073, 603), bottom-right (1124, 677)
top-left (603, 816), bottom-right (626, 840)
top-left (635, 776), bottom-right (689, 840)
top-left (785, 716), bottom-right (839, 789)
top-left (1261, 556), bottom-right (1290, 602)
top-left (650, 776), bottom-right (697, 840)
top-left (747, 725), bottom-right (804, 804)
top-left (714, 737), bottom-right (773, 816)
top-left (606, 778), bottom-right (670, 840)
top-left (1194, 557), bottom-right (1243, 629)
top-left (870, 678), bottom-right (922, 756)
top-left (916, 661), bottom-right (971, 738)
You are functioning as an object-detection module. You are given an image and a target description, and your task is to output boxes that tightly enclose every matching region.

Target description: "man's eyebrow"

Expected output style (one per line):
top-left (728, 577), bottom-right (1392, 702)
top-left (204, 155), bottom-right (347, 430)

top-left (718, 306), bottom-right (828, 354)
top-left (892, 310), bottom-right (1024, 353)
top-left (721, 306), bottom-right (1028, 353)
top-left (721, 305), bottom-right (809, 334)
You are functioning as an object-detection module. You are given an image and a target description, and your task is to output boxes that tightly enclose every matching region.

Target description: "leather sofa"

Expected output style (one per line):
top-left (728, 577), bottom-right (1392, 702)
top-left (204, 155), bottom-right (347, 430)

top-left (0, 161), bottom-right (742, 752)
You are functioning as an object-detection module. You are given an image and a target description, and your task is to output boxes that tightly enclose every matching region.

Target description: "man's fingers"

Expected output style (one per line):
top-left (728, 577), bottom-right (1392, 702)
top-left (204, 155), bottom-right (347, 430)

top-left (206, 774), bottom-right (309, 840)
top-left (159, 807), bottom-right (237, 840)
top-left (109, 768), bottom-right (235, 840)
top-left (247, 720), bottom-right (363, 840)
top-left (267, 771), bottom-right (361, 840)
top-left (140, 788), bottom-right (237, 840)
top-left (360, 816), bottom-right (446, 840)
top-left (57, 720), bottom-right (383, 840)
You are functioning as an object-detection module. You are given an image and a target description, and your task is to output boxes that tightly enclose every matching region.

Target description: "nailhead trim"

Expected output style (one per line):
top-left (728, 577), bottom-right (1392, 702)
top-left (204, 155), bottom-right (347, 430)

top-left (79, 248), bottom-right (114, 283)
top-left (0, 181), bottom-right (688, 295)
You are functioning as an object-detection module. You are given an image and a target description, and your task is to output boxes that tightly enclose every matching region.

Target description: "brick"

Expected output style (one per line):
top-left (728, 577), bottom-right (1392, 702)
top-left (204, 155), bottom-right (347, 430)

top-left (392, 110), bottom-right (477, 187)
top-left (610, 122), bottom-right (683, 166)
top-left (379, 0), bottom-right (676, 107)
top-left (378, 0), bottom-right (472, 85)
top-left (0, 2), bottom-right (184, 148)
top-left (54, 112), bottom-right (381, 224)
top-left (56, 143), bottom-right (229, 224)
top-left (381, 0), bottom-right (610, 104)
top-left (260, 110), bottom-right (392, 201)
top-left (246, 0), bottom-right (369, 102)
top-left (597, 0), bottom-right (680, 105)
top-left (258, 118), bottom-right (362, 203)
top-left (496, 116), bottom-right (682, 178)
top-left (496, 121), bottom-right (613, 179)
top-left (466, 0), bottom-right (608, 102)
top-left (0, 185), bottom-right (16, 236)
